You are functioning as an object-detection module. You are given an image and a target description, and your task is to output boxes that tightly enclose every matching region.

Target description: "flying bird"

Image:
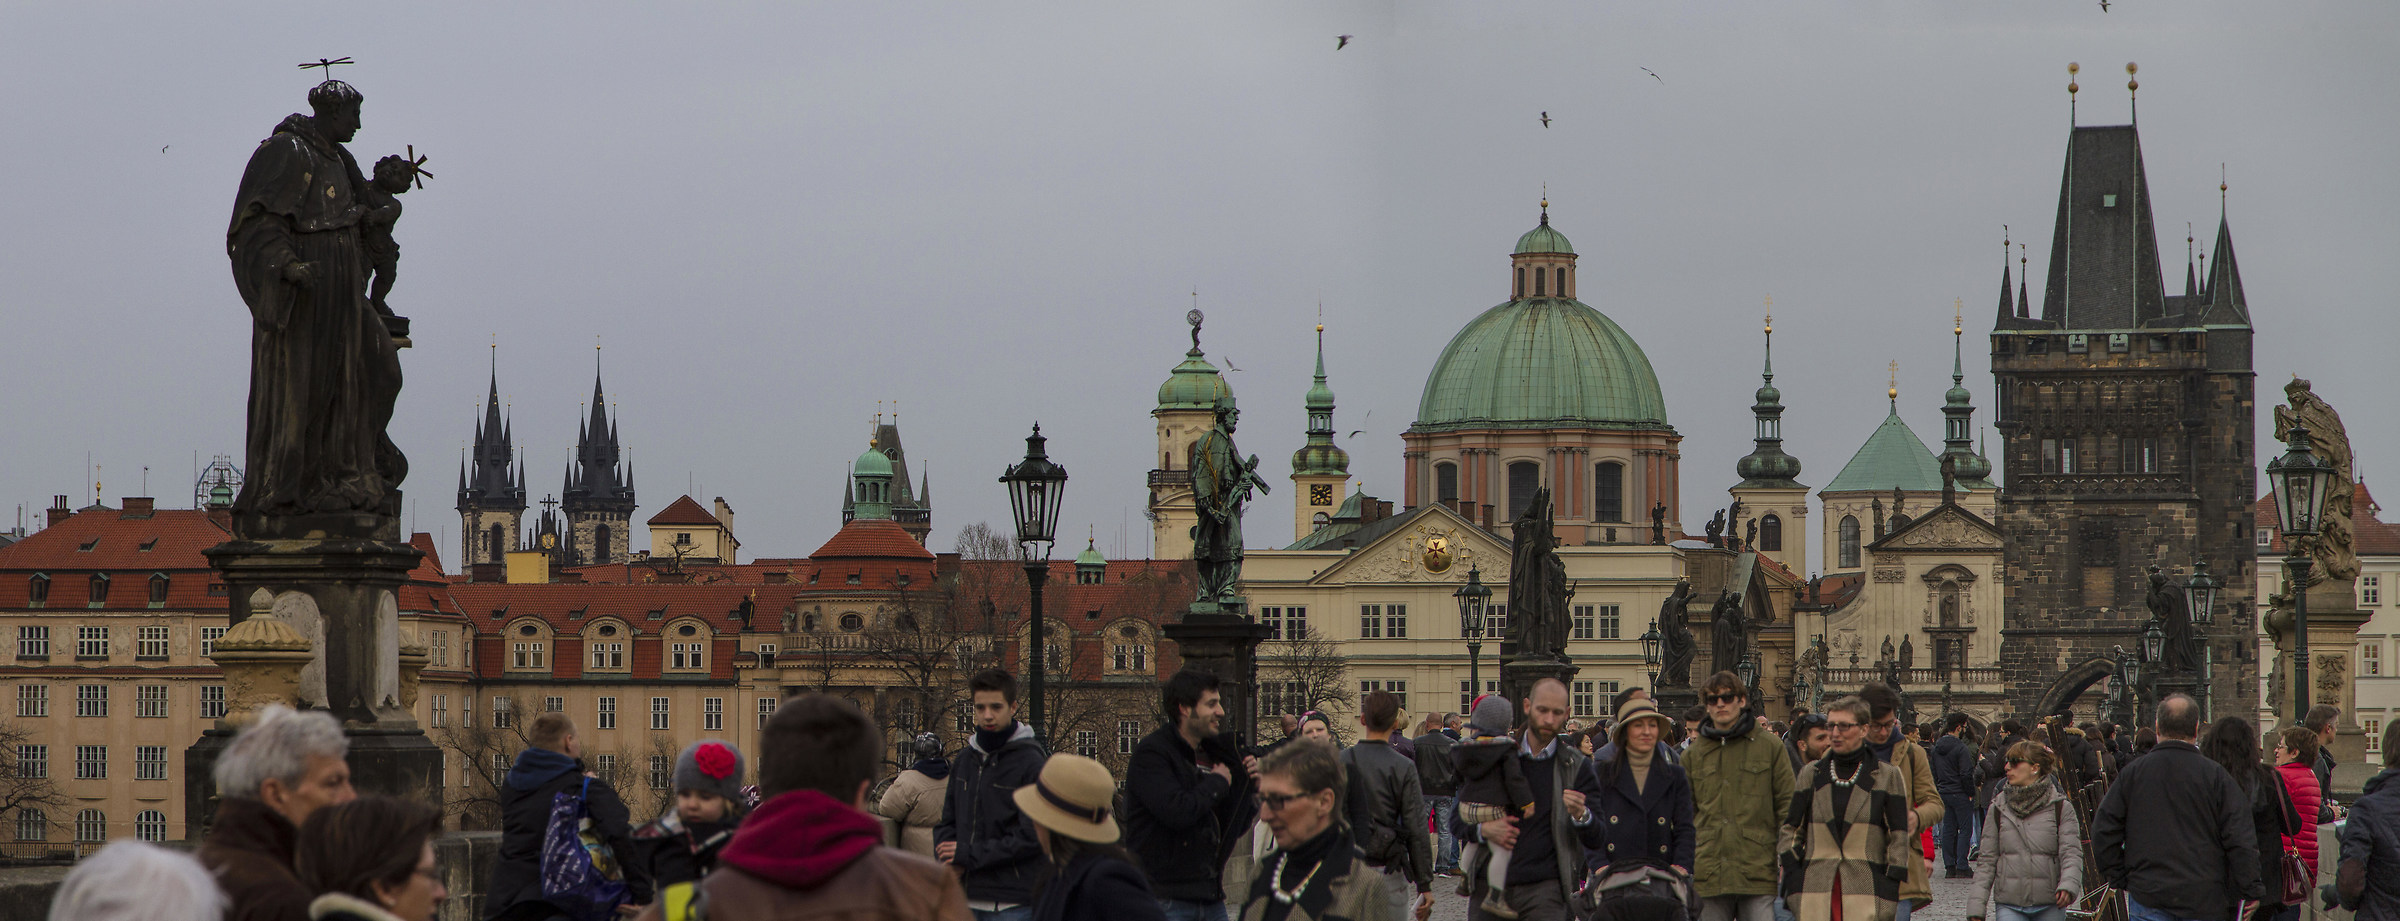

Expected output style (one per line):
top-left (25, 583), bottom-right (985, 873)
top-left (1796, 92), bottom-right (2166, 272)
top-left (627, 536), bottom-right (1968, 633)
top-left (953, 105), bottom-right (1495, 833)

top-left (2098, 0), bottom-right (2109, 9)
top-left (1336, 34), bottom-right (1352, 50)
top-left (160, 145), bottom-right (169, 153)
top-left (1641, 67), bottom-right (1662, 83)
top-left (1540, 111), bottom-right (1551, 128)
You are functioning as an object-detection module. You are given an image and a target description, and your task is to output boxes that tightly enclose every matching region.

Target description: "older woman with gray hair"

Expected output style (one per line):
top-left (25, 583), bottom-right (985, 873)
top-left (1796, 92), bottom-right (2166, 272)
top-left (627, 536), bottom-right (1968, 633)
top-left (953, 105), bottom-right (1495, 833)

top-left (198, 703), bottom-right (358, 921)
top-left (50, 839), bottom-right (228, 921)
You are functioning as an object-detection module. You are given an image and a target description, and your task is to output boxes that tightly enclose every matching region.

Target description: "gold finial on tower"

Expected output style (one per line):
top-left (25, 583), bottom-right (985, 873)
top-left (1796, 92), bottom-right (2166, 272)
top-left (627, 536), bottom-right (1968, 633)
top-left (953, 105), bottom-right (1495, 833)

top-left (1888, 361), bottom-right (1899, 403)
top-left (1954, 297), bottom-right (1964, 334)
top-left (1763, 295), bottom-right (1773, 334)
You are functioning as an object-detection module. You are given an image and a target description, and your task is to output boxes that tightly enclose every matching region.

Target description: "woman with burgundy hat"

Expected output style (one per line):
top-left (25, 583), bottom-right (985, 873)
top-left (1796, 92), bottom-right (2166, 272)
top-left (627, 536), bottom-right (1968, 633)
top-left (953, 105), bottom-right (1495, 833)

top-left (1017, 753), bottom-right (1167, 921)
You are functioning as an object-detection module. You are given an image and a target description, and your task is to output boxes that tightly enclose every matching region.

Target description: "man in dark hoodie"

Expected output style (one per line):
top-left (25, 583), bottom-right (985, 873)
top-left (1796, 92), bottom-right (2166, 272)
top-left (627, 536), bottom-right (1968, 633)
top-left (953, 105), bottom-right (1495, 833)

top-left (635, 692), bottom-right (967, 921)
top-left (937, 669), bottom-right (1049, 921)
top-left (486, 712), bottom-right (651, 921)
top-left (1930, 713), bottom-right (1977, 878)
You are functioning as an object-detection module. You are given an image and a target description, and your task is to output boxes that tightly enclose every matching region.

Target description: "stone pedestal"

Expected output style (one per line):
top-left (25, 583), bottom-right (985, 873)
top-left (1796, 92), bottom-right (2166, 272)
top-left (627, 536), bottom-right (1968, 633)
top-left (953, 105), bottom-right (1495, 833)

top-left (199, 537), bottom-right (442, 808)
top-left (1500, 655), bottom-right (1579, 725)
top-left (1654, 686), bottom-right (1700, 721)
top-left (1165, 600), bottom-right (1274, 748)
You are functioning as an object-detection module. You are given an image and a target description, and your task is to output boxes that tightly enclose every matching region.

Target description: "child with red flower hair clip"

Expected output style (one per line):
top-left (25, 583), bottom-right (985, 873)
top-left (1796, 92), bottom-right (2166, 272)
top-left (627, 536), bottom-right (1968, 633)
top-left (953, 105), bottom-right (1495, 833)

top-left (633, 740), bottom-right (749, 890)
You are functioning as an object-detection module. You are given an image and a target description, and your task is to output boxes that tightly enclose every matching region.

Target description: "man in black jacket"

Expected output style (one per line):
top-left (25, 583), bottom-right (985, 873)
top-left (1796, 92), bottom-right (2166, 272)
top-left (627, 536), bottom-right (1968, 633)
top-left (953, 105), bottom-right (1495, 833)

top-left (486, 712), bottom-right (651, 921)
top-left (936, 668), bottom-right (1049, 921)
top-left (1411, 712), bottom-right (1461, 875)
top-left (1930, 713), bottom-right (1976, 878)
top-left (2093, 694), bottom-right (2262, 921)
top-left (1125, 669), bottom-right (1257, 921)
top-left (1345, 691), bottom-right (1434, 920)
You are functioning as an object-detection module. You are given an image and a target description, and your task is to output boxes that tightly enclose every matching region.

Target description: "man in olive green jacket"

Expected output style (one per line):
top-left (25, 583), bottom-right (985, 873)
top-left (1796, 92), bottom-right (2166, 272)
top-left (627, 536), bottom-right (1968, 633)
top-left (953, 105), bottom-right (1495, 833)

top-left (1861, 683), bottom-right (1942, 918)
top-left (1685, 671), bottom-right (1797, 921)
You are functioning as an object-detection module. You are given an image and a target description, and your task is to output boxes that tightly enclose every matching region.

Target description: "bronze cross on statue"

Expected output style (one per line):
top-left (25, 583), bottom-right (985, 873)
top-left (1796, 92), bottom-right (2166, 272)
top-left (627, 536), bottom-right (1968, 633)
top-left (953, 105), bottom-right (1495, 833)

top-left (404, 144), bottom-right (433, 189)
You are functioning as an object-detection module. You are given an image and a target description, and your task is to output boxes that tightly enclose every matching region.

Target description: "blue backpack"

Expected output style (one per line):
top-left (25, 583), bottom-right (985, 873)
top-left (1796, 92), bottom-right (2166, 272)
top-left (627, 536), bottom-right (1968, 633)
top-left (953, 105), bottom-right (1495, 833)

top-left (539, 776), bottom-right (629, 921)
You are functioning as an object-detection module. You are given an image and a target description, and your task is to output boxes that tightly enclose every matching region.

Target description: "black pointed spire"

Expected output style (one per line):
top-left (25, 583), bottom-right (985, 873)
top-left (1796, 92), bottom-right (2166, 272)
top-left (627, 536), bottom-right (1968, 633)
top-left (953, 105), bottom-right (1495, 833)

top-left (2017, 245), bottom-right (2031, 318)
top-left (459, 348), bottom-right (524, 514)
top-left (1994, 227), bottom-right (2016, 327)
top-left (2040, 120), bottom-right (2165, 329)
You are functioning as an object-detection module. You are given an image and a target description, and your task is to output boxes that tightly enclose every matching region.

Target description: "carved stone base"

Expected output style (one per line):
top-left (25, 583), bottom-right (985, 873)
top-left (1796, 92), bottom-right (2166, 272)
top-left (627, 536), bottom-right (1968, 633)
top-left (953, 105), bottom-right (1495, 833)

top-left (1165, 604), bottom-right (1274, 748)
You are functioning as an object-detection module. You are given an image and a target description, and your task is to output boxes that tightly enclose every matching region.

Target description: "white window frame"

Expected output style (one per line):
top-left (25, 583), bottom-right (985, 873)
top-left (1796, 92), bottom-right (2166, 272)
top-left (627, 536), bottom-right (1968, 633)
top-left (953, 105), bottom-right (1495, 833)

top-left (76, 626), bottom-right (108, 659)
top-left (651, 697), bottom-right (670, 731)
top-left (649, 754), bottom-right (671, 789)
top-left (74, 745), bottom-right (106, 780)
top-left (14, 808), bottom-right (42, 842)
top-left (1359, 604), bottom-right (1383, 639)
top-left (1118, 719), bottom-right (1141, 754)
top-left (200, 685), bottom-right (226, 720)
top-left (199, 626), bottom-right (226, 658)
top-left (74, 809), bottom-right (104, 843)
top-left (135, 745), bottom-right (167, 781)
top-left (597, 697), bottom-right (617, 730)
top-left (75, 684), bottom-right (106, 718)
top-left (135, 684), bottom-right (168, 718)
top-left (16, 684), bottom-right (45, 718)
top-left (704, 697), bottom-right (724, 731)
top-left (137, 625), bottom-right (169, 659)
top-left (2365, 575), bottom-right (2383, 607)
top-left (1074, 729), bottom-right (1099, 759)
top-left (758, 696), bottom-right (777, 729)
top-left (135, 809), bottom-right (166, 842)
top-left (16, 626), bottom-right (48, 659)
top-left (17, 745), bottom-right (45, 779)
top-left (431, 693), bottom-right (448, 728)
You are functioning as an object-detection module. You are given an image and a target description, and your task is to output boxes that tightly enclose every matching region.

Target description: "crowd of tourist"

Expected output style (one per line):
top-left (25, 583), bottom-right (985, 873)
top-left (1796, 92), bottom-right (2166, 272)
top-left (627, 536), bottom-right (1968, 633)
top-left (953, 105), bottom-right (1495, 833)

top-left (44, 673), bottom-right (2400, 921)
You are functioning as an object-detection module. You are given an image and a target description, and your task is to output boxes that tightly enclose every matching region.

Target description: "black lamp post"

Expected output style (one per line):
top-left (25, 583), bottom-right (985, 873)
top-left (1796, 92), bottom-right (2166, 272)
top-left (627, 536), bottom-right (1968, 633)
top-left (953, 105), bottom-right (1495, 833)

top-left (1456, 567), bottom-right (1492, 705)
top-left (2269, 422), bottom-right (2339, 725)
top-left (2185, 559), bottom-right (2222, 717)
top-left (2141, 620), bottom-right (2166, 666)
top-left (1000, 424), bottom-right (1067, 743)
top-left (1640, 621), bottom-right (1663, 690)
top-left (2111, 644), bottom-right (2142, 727)
top-left (1736, 650), bottom-right (1759, 701)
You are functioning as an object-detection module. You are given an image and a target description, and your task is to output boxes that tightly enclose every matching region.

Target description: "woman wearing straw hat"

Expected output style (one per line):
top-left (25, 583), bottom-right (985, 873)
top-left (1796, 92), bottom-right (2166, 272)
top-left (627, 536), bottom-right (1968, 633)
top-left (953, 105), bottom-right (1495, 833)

top-left (1016, 753), bottom-right (1167, 921)
top-left (1240, 739), bottom-right (1397, 921)
top-left (1579, 698), bottom-right (1696, 921)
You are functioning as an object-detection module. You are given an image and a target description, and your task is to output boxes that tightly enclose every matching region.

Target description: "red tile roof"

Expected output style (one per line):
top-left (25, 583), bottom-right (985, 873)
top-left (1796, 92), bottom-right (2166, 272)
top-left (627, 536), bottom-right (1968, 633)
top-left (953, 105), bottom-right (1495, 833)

top-left (647, 495), bottom-right (720, 527)
top-left (810, 519), bottom-right (936, 561)
top-left (0, 506), bottom-right (230, 571)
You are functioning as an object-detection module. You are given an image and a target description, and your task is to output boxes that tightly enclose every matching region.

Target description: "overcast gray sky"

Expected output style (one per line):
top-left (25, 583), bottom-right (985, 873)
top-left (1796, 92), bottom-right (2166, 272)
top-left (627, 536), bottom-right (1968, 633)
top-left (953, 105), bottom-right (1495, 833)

top-left (4, 2), bottom-right (2394, 576)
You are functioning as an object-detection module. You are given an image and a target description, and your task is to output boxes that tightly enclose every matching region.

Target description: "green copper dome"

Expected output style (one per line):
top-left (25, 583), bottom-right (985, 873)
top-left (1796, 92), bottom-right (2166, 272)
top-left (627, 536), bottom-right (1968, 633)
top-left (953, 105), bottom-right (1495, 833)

top-left (1074, 538), bottom-right (1106, 568)
top-left (1157, 349), bottom-right (1232, 411)
top-left (1515, 223), bottom-right (1574, 255)
top-left (1824, 408), bottom-right (1946, 493)
top-left (1414, 299), bottom-right (1670, 432)
top-left (853, 444), bottom-right (893, 478)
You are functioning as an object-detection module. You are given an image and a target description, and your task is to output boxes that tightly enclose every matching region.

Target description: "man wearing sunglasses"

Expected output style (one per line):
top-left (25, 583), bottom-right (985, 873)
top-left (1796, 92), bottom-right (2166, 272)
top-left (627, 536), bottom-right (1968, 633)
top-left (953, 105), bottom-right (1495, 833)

top-left (1686, 671), bottom-right (1796, 921)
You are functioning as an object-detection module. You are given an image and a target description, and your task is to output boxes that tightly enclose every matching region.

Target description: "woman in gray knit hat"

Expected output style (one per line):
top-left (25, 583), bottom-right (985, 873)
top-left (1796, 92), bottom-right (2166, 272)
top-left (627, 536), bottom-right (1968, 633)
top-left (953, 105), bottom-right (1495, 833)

top-left (873, 732), bottom-right (952, 860)
top-left (631, 739), bottom-right (748, 890)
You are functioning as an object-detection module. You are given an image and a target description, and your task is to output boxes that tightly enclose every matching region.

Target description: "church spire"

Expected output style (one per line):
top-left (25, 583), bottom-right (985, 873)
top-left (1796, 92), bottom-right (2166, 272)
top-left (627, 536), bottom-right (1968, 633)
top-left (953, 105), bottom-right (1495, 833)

top-left (1941, 300), bottom-right (1994, 489)
top-left (1735, 299), bottom-right (1803, 488)
top-left (1994, 226), bottom-right (2016, 327)
top-left (1291, 322), bottom-right (1350, 477)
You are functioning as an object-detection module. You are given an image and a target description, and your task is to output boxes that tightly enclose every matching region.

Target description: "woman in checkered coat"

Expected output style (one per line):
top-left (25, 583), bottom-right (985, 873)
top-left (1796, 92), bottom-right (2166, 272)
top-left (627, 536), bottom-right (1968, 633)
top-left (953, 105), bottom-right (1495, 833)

top-left (1778, 697), bottom-right (1916, 921)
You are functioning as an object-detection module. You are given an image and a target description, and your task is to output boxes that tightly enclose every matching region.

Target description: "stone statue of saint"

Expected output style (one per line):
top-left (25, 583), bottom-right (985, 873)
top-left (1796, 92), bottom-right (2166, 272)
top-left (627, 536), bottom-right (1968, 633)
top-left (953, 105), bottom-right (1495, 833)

top-left (1709, 590), bottom-right (1746, 680)
top-left (1189, 398), bottom-right (1266, 605)
top-left (1651, 503), bottom-right (1667, 546)
top-left (1658, 580), bottom-right (1696, 687)
top-left (1744, 518), bottom-right (1759, 551)
top-left (2146, 566), bottom-right (2199, 674)
top-left (1704, 510), bottom-right (1726, 547)
top-left (227, 79), bottom-right (410, 537)
top-left (1871, 498), bottom-right (1886, 541)
top-left (1881, 635), bottom-right (1896, 665)
top-left (2273, 378), bottom-right (2359, 583)
top-left (1898, 635), bottom-right (1914, 669)
top-left (1890, 487), bottom-right (1907, 521)
top-left (1506, 487), bottom-right (1569, 660)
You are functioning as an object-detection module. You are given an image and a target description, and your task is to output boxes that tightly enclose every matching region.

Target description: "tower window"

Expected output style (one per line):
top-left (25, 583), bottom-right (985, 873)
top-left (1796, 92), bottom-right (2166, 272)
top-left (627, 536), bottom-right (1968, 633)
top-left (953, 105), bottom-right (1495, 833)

top-left (1760, 514), bottom-right (1782, 552)
top-left (1595, 462), bottom-right (1624, 522)
top-left (1534, 267), bottom-right (1546, 296)
top-left (1838, 516), bottom-right (1860, 568)
top-left (1506, 462), bottom-right (1540, 520)
top-left (1555, 267), bottom-right (1566, 297)
top-left (1514, 268), bottom-right (1525, 298)
top-left (490, 523), bottom-right (507, 559)
top-left (1434, 462), bottom-right (1459, 504)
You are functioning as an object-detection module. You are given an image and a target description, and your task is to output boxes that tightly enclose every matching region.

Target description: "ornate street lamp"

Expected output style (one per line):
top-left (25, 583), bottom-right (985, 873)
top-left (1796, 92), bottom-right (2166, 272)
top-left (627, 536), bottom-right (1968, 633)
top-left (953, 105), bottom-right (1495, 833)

top-left (2141, 620), bottom-right (2166, 666)
top-left (1736, 650), bottom-right (1759, 700)
top-left (2269, 422), bottom-right (2339, 724)
top-left (1640, 621), bottom-right (1663, 689)
top-left (999, 424), bottom-right (1068, 743)
top-left (2184, 560), bottom-right (2222, 627)
top-left (1455, 566), bottom-right (1492, 705)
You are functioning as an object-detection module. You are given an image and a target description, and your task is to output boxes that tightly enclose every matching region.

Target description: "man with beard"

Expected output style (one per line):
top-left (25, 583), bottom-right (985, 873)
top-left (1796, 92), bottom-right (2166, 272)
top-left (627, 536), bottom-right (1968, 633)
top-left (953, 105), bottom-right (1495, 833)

top-left (1126, 669), bottom-right (1258, 921)
top-left (1457, 678), bottom-right (1605, 921)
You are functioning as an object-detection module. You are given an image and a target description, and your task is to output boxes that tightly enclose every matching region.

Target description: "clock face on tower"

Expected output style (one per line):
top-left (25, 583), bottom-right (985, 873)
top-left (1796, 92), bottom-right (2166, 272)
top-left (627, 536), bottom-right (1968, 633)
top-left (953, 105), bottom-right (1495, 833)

top-left (1309, 484), bottom-right (1334, 506)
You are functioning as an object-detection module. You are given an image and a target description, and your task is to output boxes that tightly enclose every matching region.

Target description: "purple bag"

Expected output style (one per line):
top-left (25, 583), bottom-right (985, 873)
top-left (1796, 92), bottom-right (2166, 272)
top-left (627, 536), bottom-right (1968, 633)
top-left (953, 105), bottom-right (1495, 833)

top-left (539, 777), bottom-right (628, 921)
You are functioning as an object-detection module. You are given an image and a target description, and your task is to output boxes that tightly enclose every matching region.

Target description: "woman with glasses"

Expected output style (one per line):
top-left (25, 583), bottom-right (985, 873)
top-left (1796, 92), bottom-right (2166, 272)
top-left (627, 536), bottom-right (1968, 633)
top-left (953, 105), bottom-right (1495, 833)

top-left (1964, 742), bottom-right (2082, 921)
top-left (294, 795), bottom-right (448, 921)
top-left (1239, 739), bottom-right (1396, 921)
top-left (1780, 696), bottom-right (1915, 921)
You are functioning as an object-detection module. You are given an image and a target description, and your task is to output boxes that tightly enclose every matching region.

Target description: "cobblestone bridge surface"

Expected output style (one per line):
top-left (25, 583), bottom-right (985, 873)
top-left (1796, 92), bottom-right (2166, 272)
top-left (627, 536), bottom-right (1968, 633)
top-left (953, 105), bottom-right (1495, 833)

top-left (1424, 867), bottom-right (2017, 921)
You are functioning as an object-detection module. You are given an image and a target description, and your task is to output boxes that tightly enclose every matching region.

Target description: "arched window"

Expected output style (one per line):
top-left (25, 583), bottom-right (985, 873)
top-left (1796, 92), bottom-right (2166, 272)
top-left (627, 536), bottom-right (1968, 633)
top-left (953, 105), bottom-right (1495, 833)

top-left (1506, 462), bottom-right (1541, 520)
top-left (489, 523), bottom-right (507, 559)
top-left (1594, 462), bottom-right (1624, 522)
top-left (1312, 512), bottom-right (1330, 532)
top-left (1760, 514), bottom-right (1783, 551)
top-left (1514, 268), bottom-right (1525, 298)
top-left (1534, 267), bottom-right (1546, 296)
top-left (1434, 462), bottom-right (1459, 504)
top-left (594, 524), bottom-right (613, 563)
top-left (147, 574), bottom-right (169, 605)
top-left (1555, 267), bottom-right (1567, 297)
top-left (74, 809), bottom-right (104, 843)
top-left (135, 809), bottom-right (166, 842)
top-left (26, 574), bottom-right (48, 605)
top-left (1838, 516), bottom-right (1861, 568)
top-left (88, 574), bottom-right (109, 605)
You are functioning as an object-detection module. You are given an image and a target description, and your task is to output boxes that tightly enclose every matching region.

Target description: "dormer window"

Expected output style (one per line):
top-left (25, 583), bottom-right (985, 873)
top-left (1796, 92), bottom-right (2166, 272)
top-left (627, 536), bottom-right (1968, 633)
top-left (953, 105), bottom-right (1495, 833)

top-left (27, 574), bottom-right (49, 606)
top-left (147, 574), bottom-right (169, 607)
top-left (88, 574), bottom-right (110, 606)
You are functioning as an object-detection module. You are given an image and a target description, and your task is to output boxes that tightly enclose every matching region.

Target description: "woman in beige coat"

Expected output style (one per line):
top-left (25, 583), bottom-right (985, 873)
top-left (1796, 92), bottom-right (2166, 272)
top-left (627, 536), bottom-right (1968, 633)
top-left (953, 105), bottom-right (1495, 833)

top-left (874, 733), bottom-right (950, 859)
top-left (1966, 742), bottom-right (2083, 921)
